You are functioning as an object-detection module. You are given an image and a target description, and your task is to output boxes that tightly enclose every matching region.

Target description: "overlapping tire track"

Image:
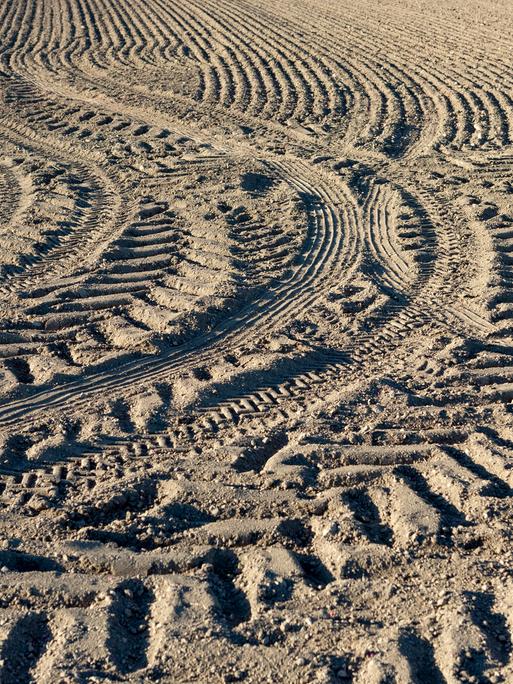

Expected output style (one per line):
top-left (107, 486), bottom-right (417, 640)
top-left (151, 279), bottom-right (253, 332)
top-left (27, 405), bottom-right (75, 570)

top-left (0, 157), bottom-right (361, 429)
top-left (1, 1), bottom-right (513, 681)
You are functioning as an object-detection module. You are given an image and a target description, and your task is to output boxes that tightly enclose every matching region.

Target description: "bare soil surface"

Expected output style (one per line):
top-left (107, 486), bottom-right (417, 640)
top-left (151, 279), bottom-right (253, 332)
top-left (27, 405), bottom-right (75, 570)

top-left (1, 1), bottom-right (513, 682)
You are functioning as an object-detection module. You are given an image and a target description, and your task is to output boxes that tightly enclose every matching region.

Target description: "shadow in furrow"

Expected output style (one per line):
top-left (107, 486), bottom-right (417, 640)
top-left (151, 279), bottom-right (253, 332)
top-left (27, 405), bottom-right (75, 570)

top-left (106, 579), bottom-right (152, 675)
top-left (466, 591), bottom-right (511, 666)
top-left (0, 613), bottom-right (51, 684)
top-left (398, 629), bottom-right (445, 684)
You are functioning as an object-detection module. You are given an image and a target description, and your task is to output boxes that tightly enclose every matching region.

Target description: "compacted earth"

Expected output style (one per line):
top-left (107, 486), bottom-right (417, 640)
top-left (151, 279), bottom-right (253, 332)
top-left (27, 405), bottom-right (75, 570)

top-left (1, 0), bottom-right (513, 681)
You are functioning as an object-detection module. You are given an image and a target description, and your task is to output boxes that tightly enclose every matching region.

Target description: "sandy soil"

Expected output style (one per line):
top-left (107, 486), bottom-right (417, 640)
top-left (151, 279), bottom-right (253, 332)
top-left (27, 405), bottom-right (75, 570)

top-left (0, 0), bottom-right (513, 681)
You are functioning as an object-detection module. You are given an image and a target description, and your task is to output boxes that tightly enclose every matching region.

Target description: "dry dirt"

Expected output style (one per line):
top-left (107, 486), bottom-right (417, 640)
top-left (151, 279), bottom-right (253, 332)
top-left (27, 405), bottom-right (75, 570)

top-left (1, 0), bottom-right (513, 682)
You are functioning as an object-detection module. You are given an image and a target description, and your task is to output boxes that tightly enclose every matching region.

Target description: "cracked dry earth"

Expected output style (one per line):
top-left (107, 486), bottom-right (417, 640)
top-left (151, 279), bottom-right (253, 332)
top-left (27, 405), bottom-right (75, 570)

top-left (1, 1), bottom-right (513, 683)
